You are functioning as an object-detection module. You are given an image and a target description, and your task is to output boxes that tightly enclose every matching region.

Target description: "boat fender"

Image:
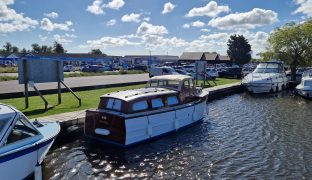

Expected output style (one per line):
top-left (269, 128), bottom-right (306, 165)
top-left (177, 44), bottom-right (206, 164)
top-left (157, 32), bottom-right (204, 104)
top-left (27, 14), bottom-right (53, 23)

top-left (34, 163), bottom-right (42, 180)
top-left (95, 128), bottom-right (110, 136)
top-left (148, 124), bottom-right (153, 137)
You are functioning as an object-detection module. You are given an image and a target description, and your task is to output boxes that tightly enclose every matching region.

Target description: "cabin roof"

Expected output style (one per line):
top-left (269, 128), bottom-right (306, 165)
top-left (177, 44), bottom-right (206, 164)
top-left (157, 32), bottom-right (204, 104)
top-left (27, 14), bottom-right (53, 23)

top-left (101, 87), bottom-right (177, 101)
top-left (150, 74), bottom-right (192, 81)
top-left (0, 104), bottom-right (16, 116)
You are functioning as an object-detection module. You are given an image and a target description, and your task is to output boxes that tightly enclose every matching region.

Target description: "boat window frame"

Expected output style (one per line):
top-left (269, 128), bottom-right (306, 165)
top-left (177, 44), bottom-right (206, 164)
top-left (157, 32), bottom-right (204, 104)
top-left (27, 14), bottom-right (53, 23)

top-left (166, 95), bottom-right (180, 107)
top-left (151, 98), bottom-right (165, 109)
top-left (101, 97), bottom-right (124, 112)
top-left (131, 99), bottom-right (149, 112)
top-left (3, 113), bottom-right (41, 147)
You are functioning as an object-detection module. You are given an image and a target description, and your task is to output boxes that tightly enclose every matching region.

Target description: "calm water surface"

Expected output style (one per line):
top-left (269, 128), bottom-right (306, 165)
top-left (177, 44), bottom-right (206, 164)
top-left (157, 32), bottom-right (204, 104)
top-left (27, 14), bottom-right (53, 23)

top-left (43, 92), bottom-right (312, 179)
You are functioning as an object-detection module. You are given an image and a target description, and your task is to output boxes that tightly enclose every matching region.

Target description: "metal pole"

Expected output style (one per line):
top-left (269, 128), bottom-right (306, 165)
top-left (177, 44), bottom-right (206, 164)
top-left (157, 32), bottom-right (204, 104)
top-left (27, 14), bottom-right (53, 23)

top-left (60, 81), bottom-right (82, 106)
top-left (57, 61), bottom-right (61, 104)
top-left (33, 85), bottom-right (48, 111)
top-left (23, 59), bottom-right (29, 108)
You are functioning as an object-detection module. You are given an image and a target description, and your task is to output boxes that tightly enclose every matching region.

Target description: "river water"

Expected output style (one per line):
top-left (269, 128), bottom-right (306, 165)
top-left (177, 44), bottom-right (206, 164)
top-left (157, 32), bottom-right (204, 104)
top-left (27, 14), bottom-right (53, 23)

top-left (43, 92), bottom-right (312, 179)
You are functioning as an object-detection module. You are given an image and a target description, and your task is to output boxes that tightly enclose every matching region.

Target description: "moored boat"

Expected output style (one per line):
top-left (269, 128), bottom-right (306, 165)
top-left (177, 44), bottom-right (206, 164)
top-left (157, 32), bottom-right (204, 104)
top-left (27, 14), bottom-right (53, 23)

top-left (296, 69), bottom-right (312, 98)
top-left (0, 104), bottom-right (60, 180)
top-left (242, 61), bottom-right (287, 93)
top-left (84, 75), bottom-right (209, 147)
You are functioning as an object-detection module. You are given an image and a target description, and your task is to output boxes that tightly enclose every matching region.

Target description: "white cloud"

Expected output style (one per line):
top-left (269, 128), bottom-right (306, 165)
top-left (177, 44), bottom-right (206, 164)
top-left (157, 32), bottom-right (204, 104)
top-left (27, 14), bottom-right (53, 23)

top-left (143, 17), bottom-right (150, 22)
top-left (137, 22), bottom-right (168, 35)
top-left (142, 34), bottom-right (188, 50)
top-left (54, 34), bottom-right (73, 44)
top-left (44, 12), bottom-right (58, 19)
top-left (200, 28), bottom-right (210, 32)
top-left (39, 34), bottom-right (48, 41)
top-left (80, 36), bottom-right (139, 49)
top-left (121, 13), bottom-right (141, 23)
top-left (162, 2), bottom-right (176, 14)
top-left (293, 0), bottom-right (312, 17)
top-left (208, 8), bottom-right (278, 30)
top-left (106, 19), bottom-right (116, 26)
top-left (0, 0), bottom-right (38, 33)
top-left (186, 31), bottom-right (269, 56)
top-left (182, 24), bottom-right (190, 28)
top-left (191, 20), bottom-right (205, 27)
top-left (105, 0), bottom-right (125, 10)
top-left (86, 0), bottom-right (104, 15)
top-left (40, 18), bottom-right (73, 31)
top-left (186, 1), bottom-right (230, 17)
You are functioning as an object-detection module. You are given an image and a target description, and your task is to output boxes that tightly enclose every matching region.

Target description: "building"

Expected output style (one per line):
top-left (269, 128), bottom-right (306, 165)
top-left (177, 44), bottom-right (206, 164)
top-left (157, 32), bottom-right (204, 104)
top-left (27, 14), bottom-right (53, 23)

top-left (179, 52), bottom-right (232, 65)
top-left (0, 53), bottom-right (26, 65)
top-left (122, 55), bottom-right (179, 66)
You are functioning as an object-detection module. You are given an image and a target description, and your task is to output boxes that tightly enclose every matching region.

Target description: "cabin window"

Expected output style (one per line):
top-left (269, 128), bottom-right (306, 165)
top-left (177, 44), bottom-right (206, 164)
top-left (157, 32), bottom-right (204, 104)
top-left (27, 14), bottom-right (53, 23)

top-left (167, 96), bottom-right (179, 106)
top-left (151, 98), bottom-right (164, 109)
top-left (0, 117), bottom-right (10, 134)
top-left (132, 100), bottom-right (148, 112)
top-left (6, 115), bottom-right (39, 145)
top-left (106, 98), bottom-right (122, 111)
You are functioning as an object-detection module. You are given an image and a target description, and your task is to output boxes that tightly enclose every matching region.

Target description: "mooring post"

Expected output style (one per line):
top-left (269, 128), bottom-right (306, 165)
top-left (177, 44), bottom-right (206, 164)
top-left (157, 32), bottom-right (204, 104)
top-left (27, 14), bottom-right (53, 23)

top-left (57, 61), bottom-right (62, 104)
top-left (23, 59), bottom-right (29, 108)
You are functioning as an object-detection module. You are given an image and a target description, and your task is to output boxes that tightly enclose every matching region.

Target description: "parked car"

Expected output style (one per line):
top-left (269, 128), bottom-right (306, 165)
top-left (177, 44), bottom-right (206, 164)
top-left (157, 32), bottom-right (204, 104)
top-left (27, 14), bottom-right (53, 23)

top-left (129, 64), bottom-right (147, 71)
top-left (63, 65), bottom-right (76, 72)
top-left (175, 69), bottom-right (192, 76)
top-left (219, 67), bottom-right (243, 79)
top-left (149, 66), bottom-right (178, 77)
top-left (81, 65), bottom-right (105, 72)
top-left (206, 68), bottom-right (219, 80)
top-left (183, 65), bottom-right (195, 73)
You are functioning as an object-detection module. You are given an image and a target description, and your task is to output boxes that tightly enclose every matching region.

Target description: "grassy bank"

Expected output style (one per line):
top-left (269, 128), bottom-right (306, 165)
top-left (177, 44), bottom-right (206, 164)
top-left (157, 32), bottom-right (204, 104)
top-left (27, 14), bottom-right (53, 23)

top-left (0, 78), bottom-right (240, 119)
top-left (0, 76), bottom-right (18, 81)
top-left (0, 67), bottom-right (18, 73)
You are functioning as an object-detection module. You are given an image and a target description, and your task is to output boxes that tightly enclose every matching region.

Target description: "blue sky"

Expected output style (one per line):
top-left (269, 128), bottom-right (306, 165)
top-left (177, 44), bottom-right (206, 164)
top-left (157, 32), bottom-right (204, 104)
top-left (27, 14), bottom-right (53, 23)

top-left (0, 0), bottom-right (311, 56)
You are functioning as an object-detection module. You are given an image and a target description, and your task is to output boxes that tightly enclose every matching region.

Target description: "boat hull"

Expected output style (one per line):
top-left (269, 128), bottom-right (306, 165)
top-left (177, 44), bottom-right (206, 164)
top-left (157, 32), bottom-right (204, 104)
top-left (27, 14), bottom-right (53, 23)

top-left (243, 82), bottom-right (285, 94)
top-left (0, 138), bottom-right (56, 180)
top-left (85, 98), bottom-right (208, 147)
top-left (296, 89), bottom-right (312, 99)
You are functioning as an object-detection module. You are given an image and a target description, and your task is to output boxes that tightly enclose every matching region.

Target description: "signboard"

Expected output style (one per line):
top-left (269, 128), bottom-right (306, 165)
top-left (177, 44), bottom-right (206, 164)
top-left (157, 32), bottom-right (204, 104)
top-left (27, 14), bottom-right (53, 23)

top-left (18, 58), bottom-right (64, 84)
top-left (195, 60), bottom-right (207, 80)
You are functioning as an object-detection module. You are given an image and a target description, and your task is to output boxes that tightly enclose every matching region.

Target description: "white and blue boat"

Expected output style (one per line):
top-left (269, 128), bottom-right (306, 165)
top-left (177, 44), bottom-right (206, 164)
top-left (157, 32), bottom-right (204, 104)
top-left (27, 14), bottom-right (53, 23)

top-left (296, 69), bottom-right (312, 98)
top-left (0, 104), bottom-right (60, 180)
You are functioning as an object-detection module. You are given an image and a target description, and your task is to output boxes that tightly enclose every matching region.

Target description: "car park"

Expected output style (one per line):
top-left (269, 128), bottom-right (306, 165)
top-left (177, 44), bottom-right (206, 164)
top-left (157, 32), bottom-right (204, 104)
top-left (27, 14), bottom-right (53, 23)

top-left (206, 68), bottom-right (219, 80)
top-left (219, 67), bottom-right (243, 79)
top-left (63, 65), bottom-right (76, 72)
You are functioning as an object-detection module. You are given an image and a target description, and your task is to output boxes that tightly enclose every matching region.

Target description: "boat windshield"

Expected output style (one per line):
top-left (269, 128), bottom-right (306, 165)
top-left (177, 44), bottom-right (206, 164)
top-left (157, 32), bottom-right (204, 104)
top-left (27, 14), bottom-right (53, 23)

top-left (304, 81), bottom-right (312, 87)
top-left (253, 63), bottom-right (281, 73)
top-left (302, 70), bottom-right (312, 78)
top-left (147, 79), bottom-right (180, 90)
top-left (0, 117), bottom-right (11, 136)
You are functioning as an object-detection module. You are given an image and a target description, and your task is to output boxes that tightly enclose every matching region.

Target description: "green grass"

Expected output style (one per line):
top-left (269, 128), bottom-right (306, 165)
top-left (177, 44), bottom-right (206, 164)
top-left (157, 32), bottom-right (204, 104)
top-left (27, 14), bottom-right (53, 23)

top-left (0, 67), bottom-right (18, 73)
top-left (0, 78), bottom-right (240, 119)
top-left (196, 78), bottom-right (241, 87)
top-left (0, 76), bottom-right (18, 81)
top-left (0, 84), bottom-right (145, 119)
top-left (64, 70), bottom-right (145, 78)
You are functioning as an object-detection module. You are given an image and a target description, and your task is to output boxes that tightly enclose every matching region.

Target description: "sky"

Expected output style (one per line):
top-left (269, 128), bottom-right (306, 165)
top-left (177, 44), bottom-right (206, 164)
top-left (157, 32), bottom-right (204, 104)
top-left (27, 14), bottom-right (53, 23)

top-left (0, 0), bottom-right (311, 57)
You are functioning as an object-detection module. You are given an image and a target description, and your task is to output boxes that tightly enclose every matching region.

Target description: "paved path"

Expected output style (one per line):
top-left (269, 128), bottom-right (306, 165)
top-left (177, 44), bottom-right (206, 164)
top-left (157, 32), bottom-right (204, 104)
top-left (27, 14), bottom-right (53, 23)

top-left (0, 73), bottom-right (17, 77)
top-left (0, 73), bottom-right (149, 94)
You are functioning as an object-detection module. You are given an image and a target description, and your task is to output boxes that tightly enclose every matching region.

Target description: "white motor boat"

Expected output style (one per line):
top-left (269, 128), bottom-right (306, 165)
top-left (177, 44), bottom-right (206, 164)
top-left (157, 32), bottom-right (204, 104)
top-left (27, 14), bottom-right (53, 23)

top-left (85, 75), bottom-right (209, 147)
top-left (296, 69), bottom-right (312, 98)
top-left (242, 61), bottom-right (287, 93)
top-left (0, 104), bottom-right (60, 179)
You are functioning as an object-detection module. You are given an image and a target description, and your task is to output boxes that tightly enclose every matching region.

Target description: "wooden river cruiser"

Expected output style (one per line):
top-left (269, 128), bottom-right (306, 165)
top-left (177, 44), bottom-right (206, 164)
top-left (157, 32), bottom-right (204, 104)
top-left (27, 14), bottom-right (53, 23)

top-left (84, 75), bottom-right (209, 147)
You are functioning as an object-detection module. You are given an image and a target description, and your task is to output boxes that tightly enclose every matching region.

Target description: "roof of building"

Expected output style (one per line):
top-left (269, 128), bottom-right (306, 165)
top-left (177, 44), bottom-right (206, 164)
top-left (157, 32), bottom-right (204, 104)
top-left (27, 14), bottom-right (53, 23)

top-left (204, 53), bottom-right (219, 61)
top-left (27, 53), bottom-right (118, 59)
top-left (219, 55), bottom-right (231, 61)
top-left (150, 74), bottom-right (192, 81)
top-left (179, 52), bottom-right (204, 61)
top-left (101, 87), bottom-right (177, 101)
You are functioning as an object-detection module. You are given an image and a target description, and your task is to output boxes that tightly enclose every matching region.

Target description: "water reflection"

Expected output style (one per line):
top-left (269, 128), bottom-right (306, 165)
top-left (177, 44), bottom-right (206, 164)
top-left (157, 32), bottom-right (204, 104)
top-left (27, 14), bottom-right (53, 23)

top-left (43, 93), bottom-right (312, 179)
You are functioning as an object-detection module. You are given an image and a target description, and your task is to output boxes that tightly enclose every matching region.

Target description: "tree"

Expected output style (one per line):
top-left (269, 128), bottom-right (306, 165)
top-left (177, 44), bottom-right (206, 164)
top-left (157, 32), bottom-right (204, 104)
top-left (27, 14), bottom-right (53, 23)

top-left (227, 35), bottom-right (252, 65)
top-left (90, 49), bottom-right (103, 55)
top-left (12, 46), bottom-right (19, 53)
top-left (21, 48), bottom-right (27, 54)
top-left (268, 20), bottom-right (312, 81)
top-left (31, 43), bottom-right (41, 53)
top-left (41, 45), bottom-right (53, 53)
top-left (3, 42), bottom-right (12, 53)
top-left (53, 41), bottom-right (65, 54)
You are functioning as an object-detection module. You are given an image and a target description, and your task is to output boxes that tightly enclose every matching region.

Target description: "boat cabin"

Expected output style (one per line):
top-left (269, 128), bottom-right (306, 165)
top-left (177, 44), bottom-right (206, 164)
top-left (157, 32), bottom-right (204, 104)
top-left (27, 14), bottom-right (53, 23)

top-left (97, 75), bottom-right (199, 114)
top-left (85, 75), bottom-right (208, 147)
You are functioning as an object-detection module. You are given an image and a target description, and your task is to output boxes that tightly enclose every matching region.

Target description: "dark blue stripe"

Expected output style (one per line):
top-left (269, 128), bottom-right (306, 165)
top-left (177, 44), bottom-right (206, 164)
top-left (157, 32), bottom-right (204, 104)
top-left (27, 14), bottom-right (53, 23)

top-left (0, 138), bottom-right (55, 163)
top-left (86, 118), bottom-right (204, 148)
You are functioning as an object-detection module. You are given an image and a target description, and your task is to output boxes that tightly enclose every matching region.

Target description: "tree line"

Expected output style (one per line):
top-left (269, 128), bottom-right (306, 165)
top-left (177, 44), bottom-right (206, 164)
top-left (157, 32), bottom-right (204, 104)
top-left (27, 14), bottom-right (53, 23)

top-left (0, 42), bottom-right (105, 55)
